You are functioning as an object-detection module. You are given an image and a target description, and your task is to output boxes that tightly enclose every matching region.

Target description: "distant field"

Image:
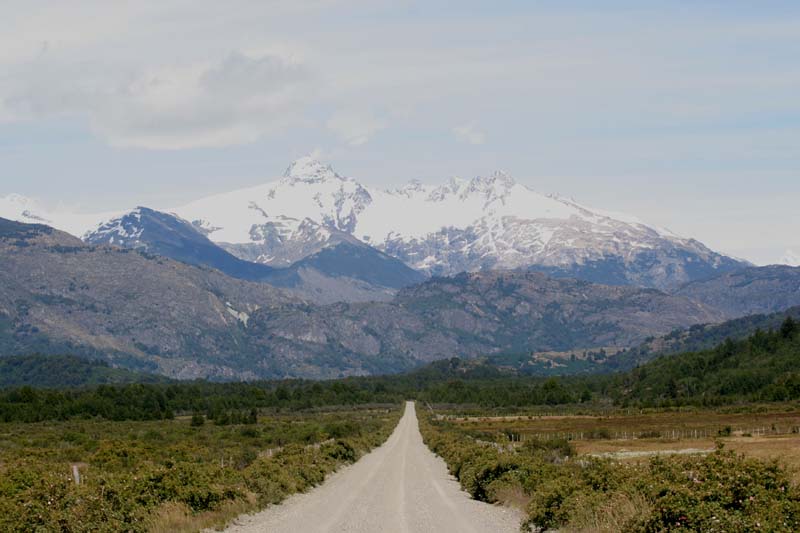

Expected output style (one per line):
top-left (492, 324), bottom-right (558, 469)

top-left (0, 406), bottom-right (401, 532)
top-left (442, 405), bottom-right (800, 478)
top-left (446, 404), bottom-right (800, 441)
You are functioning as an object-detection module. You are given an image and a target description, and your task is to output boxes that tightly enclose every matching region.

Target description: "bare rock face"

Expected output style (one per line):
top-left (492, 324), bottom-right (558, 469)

top-left (237, 271), bottom-right (728, 378)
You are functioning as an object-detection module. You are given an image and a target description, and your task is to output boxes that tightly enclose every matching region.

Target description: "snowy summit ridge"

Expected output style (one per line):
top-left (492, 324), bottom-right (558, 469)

top-left (1, 156), bottom-right (747, 289)
top-left (167, 157), bottom-right (744, 289)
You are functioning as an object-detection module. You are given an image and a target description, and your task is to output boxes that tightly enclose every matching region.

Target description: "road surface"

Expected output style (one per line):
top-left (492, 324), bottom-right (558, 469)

top-left (222, 401), bottom-right (522, 533)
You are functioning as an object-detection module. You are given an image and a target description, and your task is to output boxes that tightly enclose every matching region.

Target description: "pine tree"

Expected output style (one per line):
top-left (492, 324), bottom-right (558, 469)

top-left (780, 316), bottom-right (797, 339)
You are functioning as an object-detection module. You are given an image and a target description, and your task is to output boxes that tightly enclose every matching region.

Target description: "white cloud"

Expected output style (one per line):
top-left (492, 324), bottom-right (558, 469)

top-left (780, 249), bottom-right (800, 267)
top-left (326, 110), bottom-right (386, 146)
top-left (2, 51), bottom-right (314, 149)
top-left (452, 123), bottom-right (486, 145)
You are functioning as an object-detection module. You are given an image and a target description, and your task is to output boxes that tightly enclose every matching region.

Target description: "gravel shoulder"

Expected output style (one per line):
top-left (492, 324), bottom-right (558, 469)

top-left (220, 401), bottom-right (523, 533)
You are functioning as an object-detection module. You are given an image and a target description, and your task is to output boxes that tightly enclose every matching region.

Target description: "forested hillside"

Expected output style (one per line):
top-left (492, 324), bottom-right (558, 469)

top-left (607, 305), bottom-right (800, 370)
top-left (0, 355), bottom-right (168, 388)
top-left (610, 316), bottom-right (800, 406)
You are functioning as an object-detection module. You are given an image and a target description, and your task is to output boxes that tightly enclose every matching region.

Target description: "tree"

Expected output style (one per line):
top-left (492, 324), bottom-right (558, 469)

top-left (780, 316), bottom-right (798, 339)
top-left (190, 412), bottom-right (205, 426)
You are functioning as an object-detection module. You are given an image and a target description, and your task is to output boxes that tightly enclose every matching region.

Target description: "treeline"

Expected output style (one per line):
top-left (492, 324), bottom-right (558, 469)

top-left (0, 379), bottom-right (405, 423)
top-left (1, 317), bottom-right (799, 421)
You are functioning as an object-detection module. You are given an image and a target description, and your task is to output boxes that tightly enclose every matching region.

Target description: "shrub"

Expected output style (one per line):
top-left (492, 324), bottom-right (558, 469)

top-left (416, 405), bottom-right (800, 533)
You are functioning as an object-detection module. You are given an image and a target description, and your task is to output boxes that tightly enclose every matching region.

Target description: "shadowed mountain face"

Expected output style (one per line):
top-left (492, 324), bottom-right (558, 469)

top-left (84, 207), bottom-right (277, 281)
top-left (263, 239), bottom-right (427, 303)
top-left (84, 208), bottom-right (426, 304)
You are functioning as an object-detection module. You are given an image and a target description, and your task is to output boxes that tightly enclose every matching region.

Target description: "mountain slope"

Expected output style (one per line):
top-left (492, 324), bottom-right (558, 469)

top-left (0, 217), bottom-right (297, 379)
top-left (241, 271), bottom-right (725, 378)
top-left (675, 265), bottom-right (800, 319)
top-left (608, 305), bottom-right (800, 371)
top-left (616, 316), bottom-right (800, 405)
top-left (263, 239), bottom-right (426, 303)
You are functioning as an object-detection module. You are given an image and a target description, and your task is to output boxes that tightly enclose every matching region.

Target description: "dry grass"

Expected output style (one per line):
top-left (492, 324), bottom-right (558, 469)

top-left (725, 435), bottom-right (800, 482)
top-left (146, 493), bottom-right (258, 533)
top-left (490, 483), bottom-right (532, 512)
top-left (562, 491), bottom-right (652, 533)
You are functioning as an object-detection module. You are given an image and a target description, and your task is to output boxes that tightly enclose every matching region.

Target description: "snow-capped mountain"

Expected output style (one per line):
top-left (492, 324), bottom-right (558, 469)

top-left (84, 206), bottom-right (277, 281)
top-left (0, 194), bottom-right (120, 238)
top-left (82, 206), bottom-right (424, 304)
top-left (170, 157), bottom-right (747, 289)
top-left (0, 156), bottom-right (748, 290)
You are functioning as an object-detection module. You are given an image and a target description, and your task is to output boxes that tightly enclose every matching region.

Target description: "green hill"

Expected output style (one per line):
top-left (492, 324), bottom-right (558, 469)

top-left (608, 306), bottom-right (800, 371)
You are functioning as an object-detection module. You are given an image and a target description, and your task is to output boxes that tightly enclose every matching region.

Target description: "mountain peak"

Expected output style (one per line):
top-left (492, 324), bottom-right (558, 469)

top-left (282, 156), bottom-right (342, 184)
top-left (468, 170), bottom-right (516, 192)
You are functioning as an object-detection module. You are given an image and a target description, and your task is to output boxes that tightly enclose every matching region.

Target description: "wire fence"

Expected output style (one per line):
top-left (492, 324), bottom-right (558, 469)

top-left (499, 425), bottom-right (800, 442)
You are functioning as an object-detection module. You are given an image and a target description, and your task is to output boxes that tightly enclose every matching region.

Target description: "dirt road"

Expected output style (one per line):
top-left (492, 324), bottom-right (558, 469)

top-left (222, 401), bottom-right (522, 533)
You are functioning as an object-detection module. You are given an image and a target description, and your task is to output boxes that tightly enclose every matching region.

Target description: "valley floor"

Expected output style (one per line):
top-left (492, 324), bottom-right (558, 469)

top-left (220, 401), bottom-right (522, 533)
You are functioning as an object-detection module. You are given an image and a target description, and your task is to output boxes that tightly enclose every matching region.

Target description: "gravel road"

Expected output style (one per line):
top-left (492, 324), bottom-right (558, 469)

top-left (221, 401), bottom-right (523, 533)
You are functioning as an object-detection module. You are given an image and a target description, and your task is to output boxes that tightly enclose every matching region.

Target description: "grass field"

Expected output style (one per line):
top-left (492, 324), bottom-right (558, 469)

top-left (0, 405), bottom-right (401, 532)
top-left (441, 404), bottom-right (800, 477)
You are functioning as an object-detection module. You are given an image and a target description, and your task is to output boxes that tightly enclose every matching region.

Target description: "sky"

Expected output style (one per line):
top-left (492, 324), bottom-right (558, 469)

top-left (0, 1), bottom-right (798, 265)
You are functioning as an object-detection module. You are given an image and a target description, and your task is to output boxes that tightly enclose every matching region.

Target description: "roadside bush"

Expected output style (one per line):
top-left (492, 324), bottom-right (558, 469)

top-left (521, 437), bottom-right (575, 461)
top-left (417, 405), bottom-right (800, 533)
top-left (0, 406), bottom-right (402, 532)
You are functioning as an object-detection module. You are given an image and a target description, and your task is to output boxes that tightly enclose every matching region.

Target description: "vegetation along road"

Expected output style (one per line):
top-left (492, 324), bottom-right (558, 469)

top-left (221, 401), bottom-right (522, 533)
